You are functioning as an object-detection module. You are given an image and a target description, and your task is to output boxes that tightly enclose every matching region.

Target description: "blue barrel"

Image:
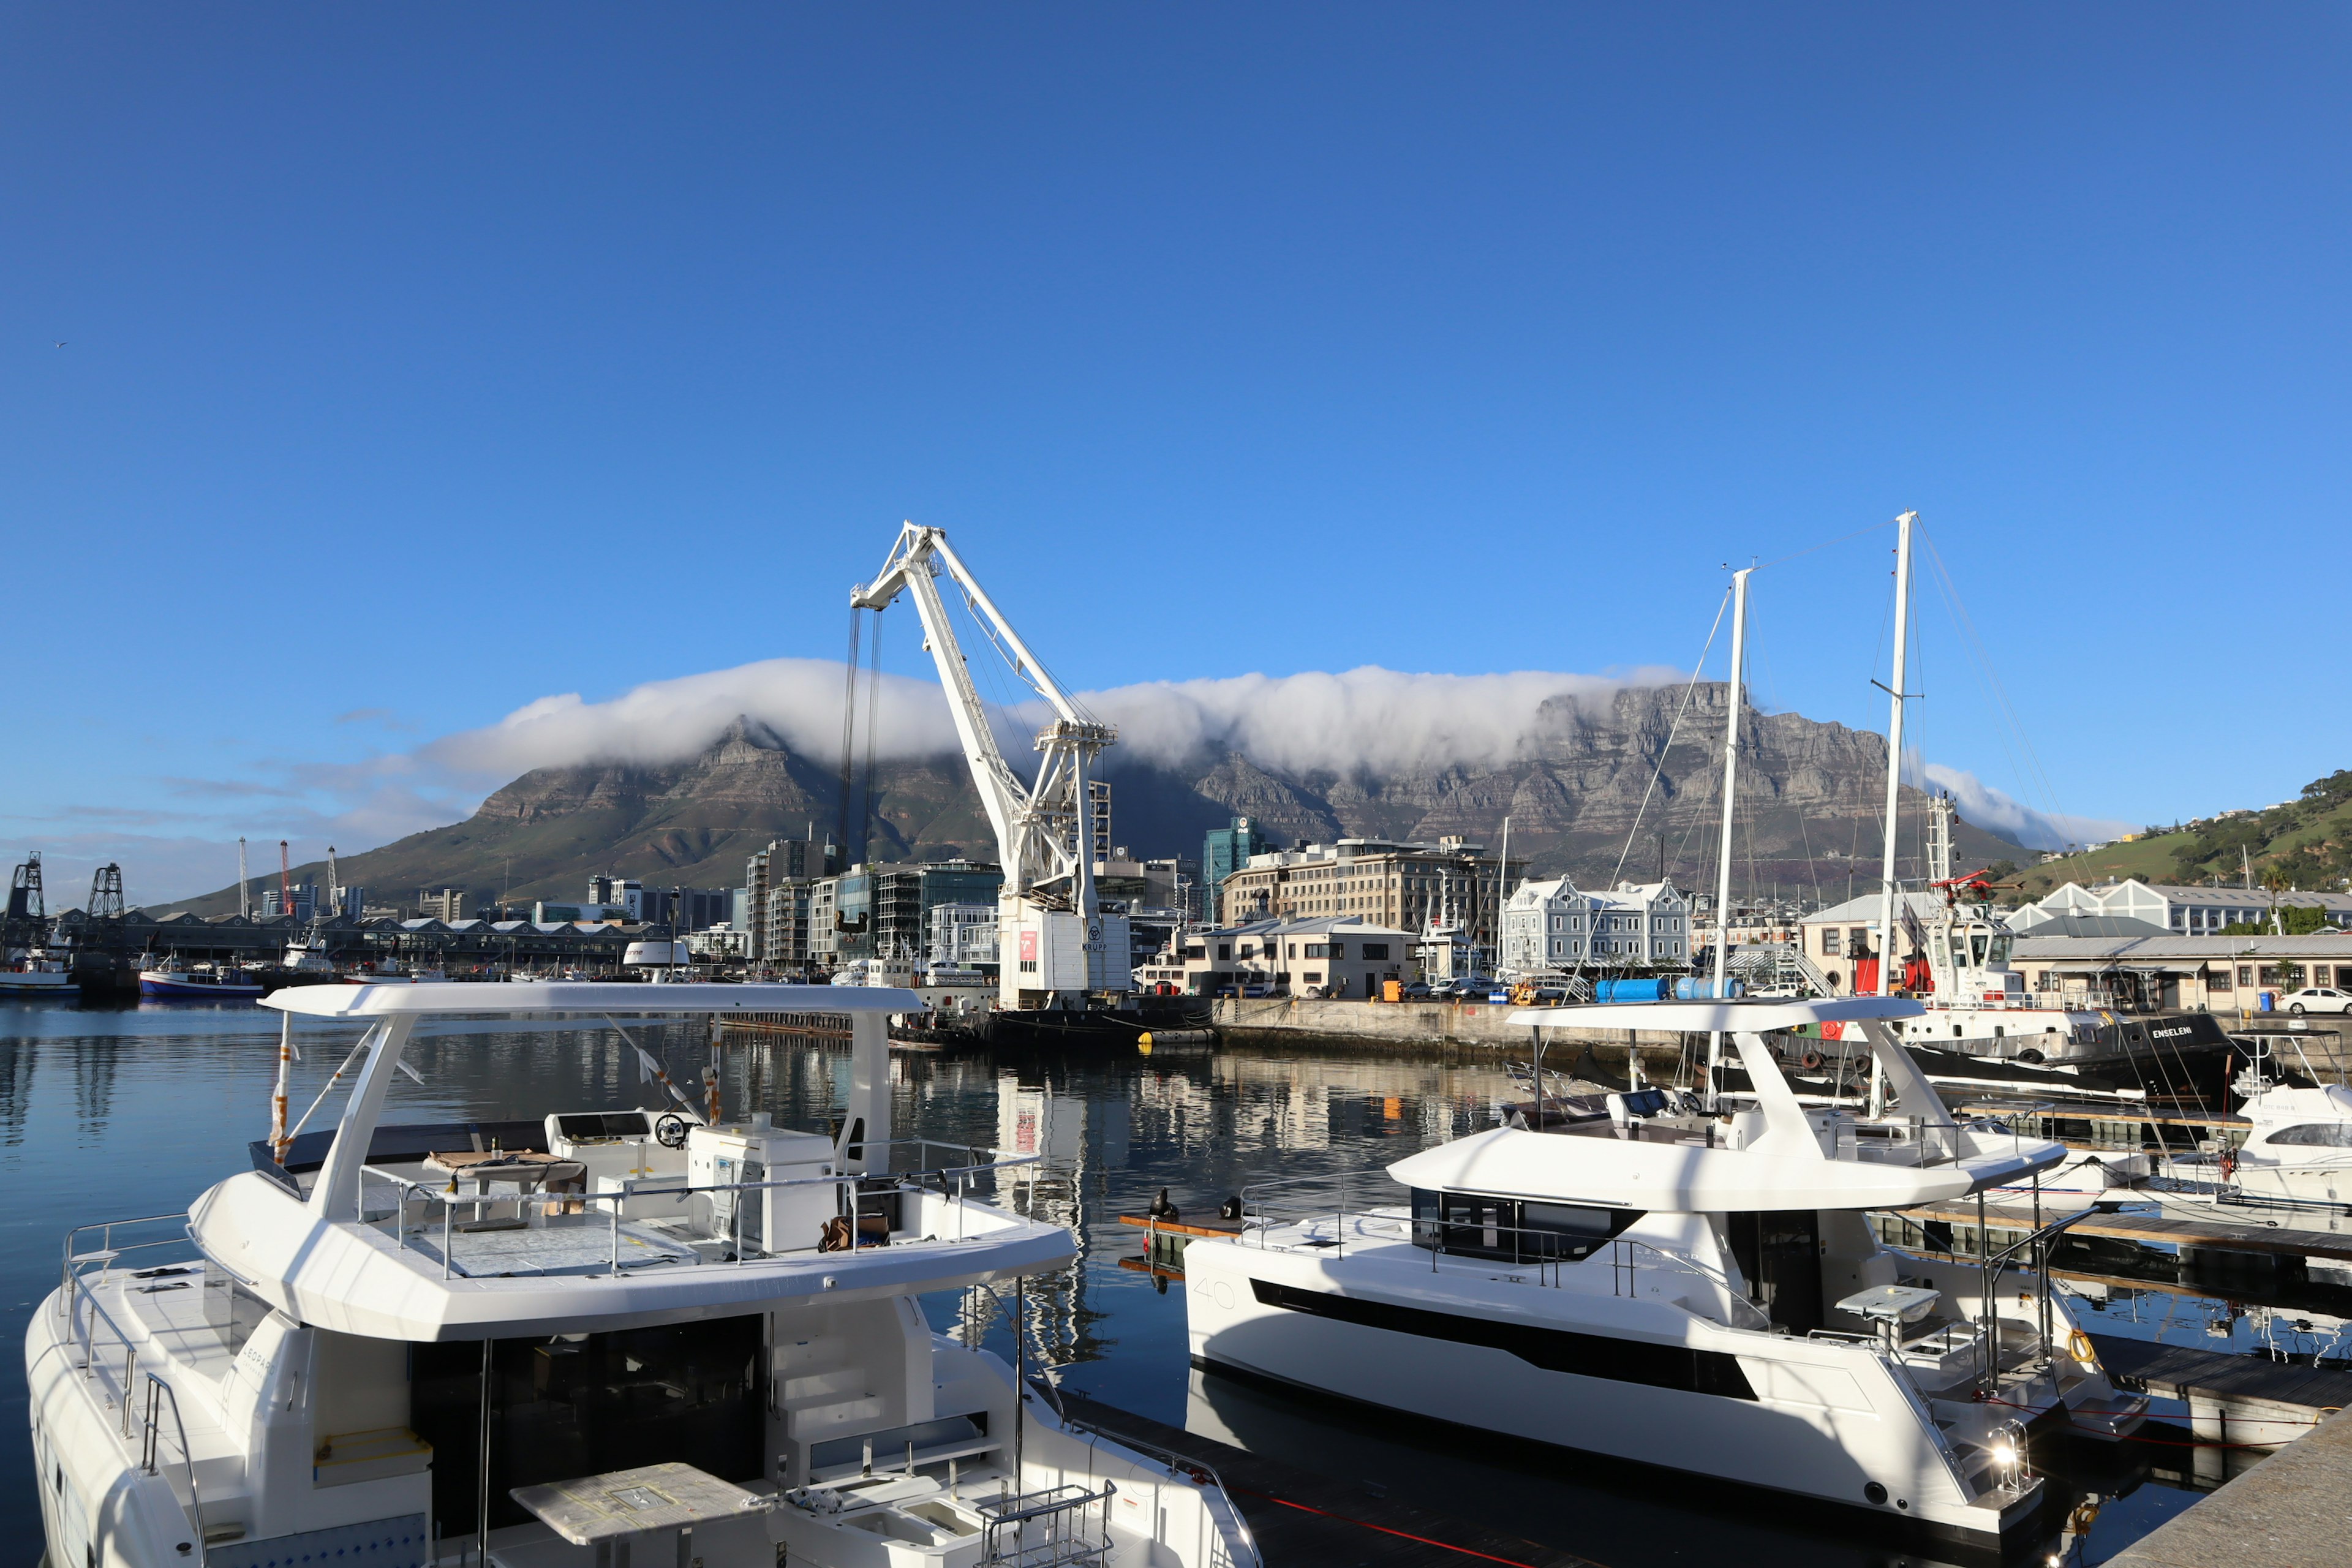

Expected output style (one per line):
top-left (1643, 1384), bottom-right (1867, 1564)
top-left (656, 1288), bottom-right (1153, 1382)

top-left (1673, 977), bottom-right (1744, 1000)
top-left (1593, 978), bottom-right (1672, 1003)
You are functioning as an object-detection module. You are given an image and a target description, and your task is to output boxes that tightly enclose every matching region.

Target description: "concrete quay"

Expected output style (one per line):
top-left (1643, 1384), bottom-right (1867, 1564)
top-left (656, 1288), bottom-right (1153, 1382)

top-left (2108, 1406), bottom-right (2352, 1567)
top-left (1208, 995), bottom-right (1684, 1061)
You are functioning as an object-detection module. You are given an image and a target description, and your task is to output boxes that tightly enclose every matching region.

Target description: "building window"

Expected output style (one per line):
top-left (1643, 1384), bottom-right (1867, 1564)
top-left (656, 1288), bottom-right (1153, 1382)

top-left (2237, 965), bottom-right (2254, 986)
top-left (1822, 929), bottom-right (1842, 956)
top-left (2208, 967), bottom-right (2233, 993)
top-left (1217, 944), bottom-right (1232, 960)
top-left (1362, 943), bottom-right (1388, 959)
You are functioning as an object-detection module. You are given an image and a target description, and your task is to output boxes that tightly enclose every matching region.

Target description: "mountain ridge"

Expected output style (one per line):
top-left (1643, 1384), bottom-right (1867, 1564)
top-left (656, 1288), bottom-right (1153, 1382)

top-left (160, 690), bottom-right (2031, 917)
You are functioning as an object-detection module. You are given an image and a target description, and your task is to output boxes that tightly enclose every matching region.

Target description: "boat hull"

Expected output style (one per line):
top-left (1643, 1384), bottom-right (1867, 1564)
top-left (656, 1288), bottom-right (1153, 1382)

top-left (137, 975), bottom-right (262, 998)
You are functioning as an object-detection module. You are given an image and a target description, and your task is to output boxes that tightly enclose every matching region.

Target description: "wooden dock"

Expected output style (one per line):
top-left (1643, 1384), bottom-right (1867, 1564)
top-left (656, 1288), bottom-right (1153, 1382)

top-left (2088, 1332), bottom-right (2352, 1436)
top-left (1056, 1389), bottom-right (1604, 1567)
top-left (1894, 1199), bottom-right (2352, 1263)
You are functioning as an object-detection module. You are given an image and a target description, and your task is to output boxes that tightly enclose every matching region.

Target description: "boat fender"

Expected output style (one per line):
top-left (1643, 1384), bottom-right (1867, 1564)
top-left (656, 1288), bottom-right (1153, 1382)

top-left (1798, 1050), bottom-right (1824, 1071)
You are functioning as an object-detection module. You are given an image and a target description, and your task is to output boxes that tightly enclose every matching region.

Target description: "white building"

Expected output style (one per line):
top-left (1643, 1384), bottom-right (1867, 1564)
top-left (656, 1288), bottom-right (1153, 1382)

top-left (929, 900), bottom-right (1000, 968)
top-left (1178, 916), bottom-right (1417, 998)
top-left (2009, 879), bottom-right (2352, 937)
top-left (1499, 878), bottom-right (1691, 976)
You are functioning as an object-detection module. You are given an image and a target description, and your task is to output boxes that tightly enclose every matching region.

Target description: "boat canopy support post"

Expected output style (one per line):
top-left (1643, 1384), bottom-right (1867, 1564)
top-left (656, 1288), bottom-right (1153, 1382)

top-left (1728, 1031), bottom-right (1822, 1155)
top-left (1853, 1017), bottom-right (1957, 1129)
top-left (270, 1012), bottom-right (295, 1165)
top-left (308, 1014), bottom-right (418, 1221)
top-left (839, 1009), bottom-right (891, 1174)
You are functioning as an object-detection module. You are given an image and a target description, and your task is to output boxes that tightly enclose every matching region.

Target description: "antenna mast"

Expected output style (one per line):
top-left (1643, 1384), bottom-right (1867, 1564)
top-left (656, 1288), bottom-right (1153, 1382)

top-left (279, 840), bottom-right (292, 921)
top-left (238, 837), bottom-right (251, 920)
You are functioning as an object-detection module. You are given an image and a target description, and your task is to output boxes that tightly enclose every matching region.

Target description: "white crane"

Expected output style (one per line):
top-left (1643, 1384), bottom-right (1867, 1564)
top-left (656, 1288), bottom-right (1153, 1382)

top-left (850, 524), bottom-right (1131, 1009)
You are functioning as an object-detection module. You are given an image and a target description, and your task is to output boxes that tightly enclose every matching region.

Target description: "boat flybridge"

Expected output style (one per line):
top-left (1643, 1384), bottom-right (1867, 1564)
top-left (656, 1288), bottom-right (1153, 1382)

top-left (29, 982), bottom-right (1256, 1568)
top-left (1182, 995), bottom-right (2149, 1547)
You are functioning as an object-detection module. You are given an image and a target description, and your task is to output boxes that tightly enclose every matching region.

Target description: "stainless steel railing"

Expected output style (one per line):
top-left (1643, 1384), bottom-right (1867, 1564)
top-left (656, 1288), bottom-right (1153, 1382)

top-left (358, 1142), bottom-right (1044, 1278)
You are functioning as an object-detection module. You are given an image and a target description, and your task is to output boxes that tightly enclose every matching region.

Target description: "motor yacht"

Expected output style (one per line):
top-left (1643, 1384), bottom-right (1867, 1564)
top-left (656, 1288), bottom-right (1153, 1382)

top-left (1181, 994), bottom-right (2148, 1547)
top-left (29, 982), bottom-right (1256, 1568)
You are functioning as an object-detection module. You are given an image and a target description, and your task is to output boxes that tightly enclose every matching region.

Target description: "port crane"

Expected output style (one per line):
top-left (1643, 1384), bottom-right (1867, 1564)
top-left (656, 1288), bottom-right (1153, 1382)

top-left (850, 523), bottom-right (1129, 1010)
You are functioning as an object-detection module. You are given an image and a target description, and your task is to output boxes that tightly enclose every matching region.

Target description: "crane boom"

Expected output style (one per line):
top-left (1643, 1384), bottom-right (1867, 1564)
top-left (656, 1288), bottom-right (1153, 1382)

top-left (851, 523), bottom-right (1128, 1008)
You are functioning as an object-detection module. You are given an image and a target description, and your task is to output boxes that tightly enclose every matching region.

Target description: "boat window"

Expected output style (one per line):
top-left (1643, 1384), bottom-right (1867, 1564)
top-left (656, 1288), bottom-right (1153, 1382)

top-left (412, 1313), bottom-right (764, 1537)
top-left (1409, 1189), bottom-right (1642, 1263)
top-left (1988, 933), bottom-right (2014, 963)
top-left (2267, 1123), bottom-right (2352, 1148)
top-left (1970, 933), bottom-right (1990, 966)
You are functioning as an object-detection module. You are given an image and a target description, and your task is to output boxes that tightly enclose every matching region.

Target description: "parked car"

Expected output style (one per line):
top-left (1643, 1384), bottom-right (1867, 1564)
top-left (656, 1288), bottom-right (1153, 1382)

top-left (2283, 987), bottom-right (2352, 1016)
top-left (1400, 981), bottom-right (1434, 1000)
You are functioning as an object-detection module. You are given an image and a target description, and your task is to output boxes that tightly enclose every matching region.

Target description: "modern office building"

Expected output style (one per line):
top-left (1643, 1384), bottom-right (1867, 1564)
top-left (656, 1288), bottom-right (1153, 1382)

top-left (1202, 817), bottom-right (1276, 925)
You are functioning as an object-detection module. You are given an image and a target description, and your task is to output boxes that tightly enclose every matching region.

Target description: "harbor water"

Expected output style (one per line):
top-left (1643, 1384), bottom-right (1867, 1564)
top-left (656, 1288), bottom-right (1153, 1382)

top-left (0, 997), bottom-right (2266, 1566)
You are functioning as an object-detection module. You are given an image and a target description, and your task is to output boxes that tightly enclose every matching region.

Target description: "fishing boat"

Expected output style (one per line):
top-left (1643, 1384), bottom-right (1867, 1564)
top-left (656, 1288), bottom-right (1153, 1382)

top-left (28, 981), bottom-right (1256, 1568)
top-left (137, 960), bottom-right (264, 999)
top-left (1183, 993), bottom-right (2148, 1547)
top-left (0, 945), bottom-right (75, 993)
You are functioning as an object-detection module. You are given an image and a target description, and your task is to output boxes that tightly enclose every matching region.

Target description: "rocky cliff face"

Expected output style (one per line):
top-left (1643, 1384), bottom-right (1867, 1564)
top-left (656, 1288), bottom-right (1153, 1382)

top-left (172, 692), bottom-right (2026, 915)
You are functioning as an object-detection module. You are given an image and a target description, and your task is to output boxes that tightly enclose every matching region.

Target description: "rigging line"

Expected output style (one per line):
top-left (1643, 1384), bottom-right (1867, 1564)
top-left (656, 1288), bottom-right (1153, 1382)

top-left (860, 605), bottom-right (885, 862)
top-left (835, 609), bottom-right (864, 859)
top-left (1572, 587), bottom-right (1732, 988)
top-left (1754, 516), bottom-right (1895, 574)
top-left (1918, 527), bottom-right (2073, 835)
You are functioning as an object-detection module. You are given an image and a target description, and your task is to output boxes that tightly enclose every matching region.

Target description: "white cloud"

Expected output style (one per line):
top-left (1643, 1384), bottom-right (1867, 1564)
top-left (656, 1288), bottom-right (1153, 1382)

top-left (1911, 760), bottom-right (2137, 854)
top-left (421, 657), bottom-right (1685, 784)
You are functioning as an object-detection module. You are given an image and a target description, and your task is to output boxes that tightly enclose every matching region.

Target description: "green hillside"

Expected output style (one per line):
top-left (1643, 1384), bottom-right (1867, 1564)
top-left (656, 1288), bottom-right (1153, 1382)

top-left (2008, 770), bottom-right (2352, 900)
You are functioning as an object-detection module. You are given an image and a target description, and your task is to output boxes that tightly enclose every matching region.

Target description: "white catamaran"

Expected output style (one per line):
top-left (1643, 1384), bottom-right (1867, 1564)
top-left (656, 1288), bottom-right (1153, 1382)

top-left (29, 982), bottom-right (1257, 1568)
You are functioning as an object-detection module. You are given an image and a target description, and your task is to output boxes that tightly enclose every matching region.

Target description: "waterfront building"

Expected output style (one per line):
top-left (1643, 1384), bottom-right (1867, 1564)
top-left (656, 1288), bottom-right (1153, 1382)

top-left (1499, 877), bottom-right (1691, 976)
top-left (1178, 915), bottom-right (1417, 997)
top-left (1218, 835), bottom-right (1513, 953)
top-left (1201, 816), bottom-right (1275, 925)
top-left (2010, 878), bottom-right (2352, 936)
top-left (870, 859), bottom-right (1003, 960)
top-left (417, 886), bottom-right (467, 923)
top-left (929, 900), bottom-right (1000, 969)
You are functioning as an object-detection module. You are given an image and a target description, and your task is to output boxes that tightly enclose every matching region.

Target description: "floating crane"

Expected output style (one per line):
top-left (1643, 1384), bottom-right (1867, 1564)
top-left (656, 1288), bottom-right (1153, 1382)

top-left (850, 524), bottom-right (1131, 1011)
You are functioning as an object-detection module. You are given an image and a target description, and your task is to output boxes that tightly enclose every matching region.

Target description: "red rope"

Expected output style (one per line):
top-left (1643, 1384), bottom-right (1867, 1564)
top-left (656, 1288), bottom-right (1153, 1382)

top-left (1229, 1483), bottom-right (1606, 1567)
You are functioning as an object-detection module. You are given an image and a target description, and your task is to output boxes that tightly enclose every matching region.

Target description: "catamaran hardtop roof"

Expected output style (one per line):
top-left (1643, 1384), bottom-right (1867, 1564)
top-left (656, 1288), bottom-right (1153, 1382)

top-left (1506, 995), bottom-right (1924, 1032)
top-left (262, 980), bottom-right (924, 1019)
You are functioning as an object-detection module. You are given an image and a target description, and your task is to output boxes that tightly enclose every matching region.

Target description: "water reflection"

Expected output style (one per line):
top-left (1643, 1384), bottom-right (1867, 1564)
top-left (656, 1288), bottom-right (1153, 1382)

top-left (0, 1005), bottom-right (2239, 1566)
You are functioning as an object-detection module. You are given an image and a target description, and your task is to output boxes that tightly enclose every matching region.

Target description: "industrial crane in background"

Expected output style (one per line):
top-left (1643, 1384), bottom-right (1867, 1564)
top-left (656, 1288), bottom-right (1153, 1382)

top-left (850, 523), bottom-right (1132, 1011)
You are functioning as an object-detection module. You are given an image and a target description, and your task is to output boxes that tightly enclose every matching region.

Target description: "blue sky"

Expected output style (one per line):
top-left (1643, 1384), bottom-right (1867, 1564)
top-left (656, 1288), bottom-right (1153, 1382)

top-left (4, 7), bottom-right (2346, 901)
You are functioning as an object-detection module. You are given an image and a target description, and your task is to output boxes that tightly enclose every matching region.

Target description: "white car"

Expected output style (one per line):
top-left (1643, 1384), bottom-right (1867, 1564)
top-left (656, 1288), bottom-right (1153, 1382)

top-left (2283, 986), bottom-right (2352, 1016)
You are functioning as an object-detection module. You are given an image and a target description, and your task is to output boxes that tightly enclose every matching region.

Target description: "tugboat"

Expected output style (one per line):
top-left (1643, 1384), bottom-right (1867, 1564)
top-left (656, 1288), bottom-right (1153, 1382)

top-left (27, 981), bottom-right (1258, 1568)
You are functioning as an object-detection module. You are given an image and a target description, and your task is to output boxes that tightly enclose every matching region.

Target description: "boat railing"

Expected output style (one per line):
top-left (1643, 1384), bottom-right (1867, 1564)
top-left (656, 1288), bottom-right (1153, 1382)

top-left (52, 1218), bottom-right (214, 1561)
top-left (1049, 1415), bottom-right (1262, 1568)
top-left (357, 1142), bottom-right (1044, 1278)
top-left (1238, 1169), bottom-right (1400, 1259)
top-left (1605, 1238), bottom-right (1774, 1333)
top-left (977, 1480), bottom-right (1118, 1568)
top-left (1833, 1117), bottom-right (1967, 1167)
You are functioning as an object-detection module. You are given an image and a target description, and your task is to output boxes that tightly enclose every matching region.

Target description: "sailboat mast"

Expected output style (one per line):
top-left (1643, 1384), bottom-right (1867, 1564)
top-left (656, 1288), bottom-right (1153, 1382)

top-left (1876, 511), bottom-right (1917, 997)
top-left (1706, 567), bottom-right (1751, 1110)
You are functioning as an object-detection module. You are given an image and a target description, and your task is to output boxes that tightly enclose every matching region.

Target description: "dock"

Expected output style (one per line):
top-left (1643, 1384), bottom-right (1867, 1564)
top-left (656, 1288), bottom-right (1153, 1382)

top-left (1057, 1389), bottom-right (1604, 1567)
top-left (2109, 1408), bottom-right (2352, 1568)
top-left (1119, 1212), bottom-right (1243, 1272)
top-left (2086, 1332), bottom-right (2352, 1469)
top-left (1890, 1198), bottom-right (2352, 1264)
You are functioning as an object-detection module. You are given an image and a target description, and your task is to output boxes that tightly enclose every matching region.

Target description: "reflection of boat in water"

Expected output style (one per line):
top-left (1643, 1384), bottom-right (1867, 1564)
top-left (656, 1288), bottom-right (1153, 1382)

top-left (1186, 993), bottom-right (2149, 1548)
top-left (137, 960), bottom-right (263, 998)
top-left (28, 981), bottom-right (1255, 1568)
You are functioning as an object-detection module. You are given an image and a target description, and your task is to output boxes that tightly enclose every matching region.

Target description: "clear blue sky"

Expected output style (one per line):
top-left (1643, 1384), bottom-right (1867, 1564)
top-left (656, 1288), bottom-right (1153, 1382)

top-left (4, 6), bottom-right (2346, 900)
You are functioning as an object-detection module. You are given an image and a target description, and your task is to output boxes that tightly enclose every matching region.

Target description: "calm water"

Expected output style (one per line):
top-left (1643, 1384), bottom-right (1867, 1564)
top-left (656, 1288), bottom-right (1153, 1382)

top-left (0, 997), bottom-right (2245, 1566)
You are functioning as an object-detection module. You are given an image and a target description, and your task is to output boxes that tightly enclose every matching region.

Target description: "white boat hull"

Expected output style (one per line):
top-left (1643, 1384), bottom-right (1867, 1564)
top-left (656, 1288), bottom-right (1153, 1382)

top-left (1182, 1236), bottom-right (2040, 1543)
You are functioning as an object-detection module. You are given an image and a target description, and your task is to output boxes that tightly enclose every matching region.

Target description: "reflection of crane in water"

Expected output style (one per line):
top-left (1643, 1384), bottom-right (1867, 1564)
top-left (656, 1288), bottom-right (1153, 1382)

top-left (962, 1072), bottom-right (1115, 1366)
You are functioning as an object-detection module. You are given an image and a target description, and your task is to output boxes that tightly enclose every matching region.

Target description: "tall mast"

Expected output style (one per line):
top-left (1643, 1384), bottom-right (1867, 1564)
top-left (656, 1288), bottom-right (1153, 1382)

top-left (1877, 511), bottom-right (1917, 997)
top-left (238, 837), bottom-right (251, 921)
top-left (1705, 567), bottom-right (1751, 1111)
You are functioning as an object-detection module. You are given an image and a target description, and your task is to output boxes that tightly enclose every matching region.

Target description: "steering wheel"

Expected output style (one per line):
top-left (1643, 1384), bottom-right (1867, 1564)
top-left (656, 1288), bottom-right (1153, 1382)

top-left (654, 1112), bottom-right (690, 1150)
